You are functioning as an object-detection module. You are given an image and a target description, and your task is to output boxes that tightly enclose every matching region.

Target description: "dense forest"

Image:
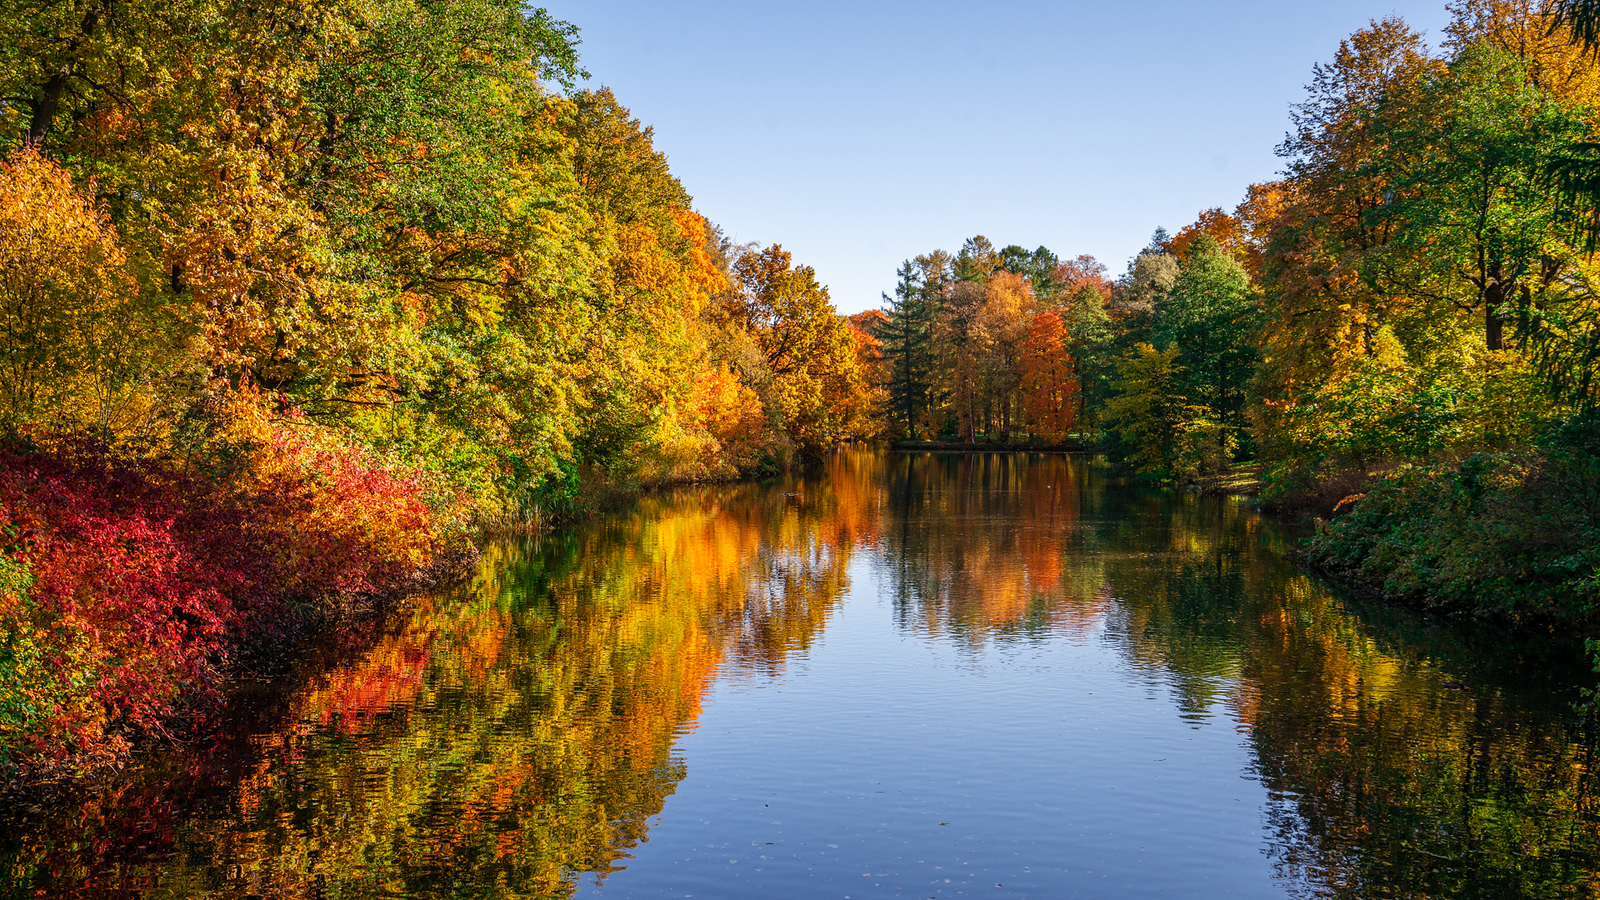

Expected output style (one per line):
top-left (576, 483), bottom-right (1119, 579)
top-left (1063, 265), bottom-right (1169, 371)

top-left (866, 0), bottom-right (1600, 632)
top-left (0, 0), bottom-right (873, 775)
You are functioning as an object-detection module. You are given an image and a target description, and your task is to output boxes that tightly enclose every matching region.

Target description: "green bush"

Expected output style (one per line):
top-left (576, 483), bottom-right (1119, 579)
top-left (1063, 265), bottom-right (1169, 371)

top-left (1305, 418), bottom-right (1600, 623)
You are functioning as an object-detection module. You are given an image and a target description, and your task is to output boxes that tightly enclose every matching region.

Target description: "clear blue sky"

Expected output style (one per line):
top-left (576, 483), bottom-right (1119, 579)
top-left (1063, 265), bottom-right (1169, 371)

top-left (542, 1), bottom-right (1454, 313)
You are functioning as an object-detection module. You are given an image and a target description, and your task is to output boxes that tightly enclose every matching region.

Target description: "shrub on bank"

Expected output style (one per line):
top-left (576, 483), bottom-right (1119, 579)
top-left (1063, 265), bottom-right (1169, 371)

top-left (1305, 419), bottom-right (1600, 625)
top-left (0, 413), bottom-right (462, 776)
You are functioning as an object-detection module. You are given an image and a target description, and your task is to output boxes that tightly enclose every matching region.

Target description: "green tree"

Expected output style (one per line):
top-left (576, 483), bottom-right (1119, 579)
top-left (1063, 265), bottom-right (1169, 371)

top-left (1063, 283), bottom-right (1115, 431)
top-left (954, 235), bottom-right (1001, 283)
top-left (1102, 343), bottom-right (1191, 476)
top-left (1377, 43), bottom-right (1589, 353)
top-left (880, 261), bottom-right (934, 439)
top-left (1153, 234), bottom-right (1259, 450)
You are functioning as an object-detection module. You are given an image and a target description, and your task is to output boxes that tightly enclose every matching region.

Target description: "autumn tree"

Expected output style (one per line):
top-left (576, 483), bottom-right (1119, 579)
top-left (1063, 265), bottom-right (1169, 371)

top-left (0, 0), bottom-right (880, 506)
top-left (1164, 208), bottom-right (1248, 264)
top-left (0, 149), bottom-right (159, 434)
top-left (974, 271), bottom-right (1037, 437)
top-left (1259, 16), bottom-right (1439, 376)
top-left (1018, 311), bottom-right (1079, 444)
top-left (1047, 255), bottom-right (1113, 308)
top-left (1231, 182), bottom-right (1290, 280)
top-left (727, 245), bottom-right (868, 455)
top-left (1452, 0), bottom-right (1600, 109)
top-left (0, 0), bottom-right (888, 775)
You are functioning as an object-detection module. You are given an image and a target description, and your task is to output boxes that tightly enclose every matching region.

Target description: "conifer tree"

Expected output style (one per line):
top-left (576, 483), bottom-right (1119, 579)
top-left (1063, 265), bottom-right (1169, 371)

top-left (880, 261), bottom-right (933, 439)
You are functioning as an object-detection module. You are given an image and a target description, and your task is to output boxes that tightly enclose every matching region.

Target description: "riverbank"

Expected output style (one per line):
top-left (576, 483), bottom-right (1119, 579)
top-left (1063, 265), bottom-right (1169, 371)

top-left (1300, 427), bottom-right (1600, 631)
top-left (1127, 441), bottom-right (1600, 635)
top-left (1192, 463), bottom-right (1264, 497)
top-left (0, 419), bottom-right (811, 787)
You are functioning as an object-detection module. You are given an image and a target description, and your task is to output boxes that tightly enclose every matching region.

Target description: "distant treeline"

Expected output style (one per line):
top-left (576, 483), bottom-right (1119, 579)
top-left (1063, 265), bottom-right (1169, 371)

top-left (867, 1), bottom-right (1600, 626)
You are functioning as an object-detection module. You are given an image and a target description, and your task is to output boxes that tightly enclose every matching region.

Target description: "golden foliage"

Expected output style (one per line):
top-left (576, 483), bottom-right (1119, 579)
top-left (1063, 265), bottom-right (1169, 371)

top-left (0, 149), bottom-right (161, 435)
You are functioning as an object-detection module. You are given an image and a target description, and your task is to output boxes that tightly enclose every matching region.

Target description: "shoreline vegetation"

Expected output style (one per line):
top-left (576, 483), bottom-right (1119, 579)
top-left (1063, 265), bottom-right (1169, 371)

top-left (0, 1), bottom-right (878, 780)
top-left (7, 0), bottom-right (1600, 784)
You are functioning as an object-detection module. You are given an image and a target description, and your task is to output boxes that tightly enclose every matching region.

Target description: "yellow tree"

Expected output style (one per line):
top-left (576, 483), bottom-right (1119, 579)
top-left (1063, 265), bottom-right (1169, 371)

top-left (1447, 0), bottom-right (1600, 111)
top-left (974, 270), bottom-right (1036, 437)
top-left (0, 149), bottom-right (167, 436)
top-left (728, 245), bottom-right (868, 455)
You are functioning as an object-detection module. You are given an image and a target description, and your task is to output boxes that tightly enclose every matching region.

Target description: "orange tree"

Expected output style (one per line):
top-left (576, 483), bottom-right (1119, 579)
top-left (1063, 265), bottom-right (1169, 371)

top-left (1018, 311), bottom-right (1079, 443)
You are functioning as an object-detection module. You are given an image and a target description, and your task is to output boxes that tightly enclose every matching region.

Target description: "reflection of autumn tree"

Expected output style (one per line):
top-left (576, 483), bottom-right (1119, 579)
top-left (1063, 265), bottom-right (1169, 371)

top-left (0, 461), bottom-right (874, 899)
top-left (1094, 487), bottom-right (1600, 899)
top-left (1249, 597), bottom-right (1600, 898)
top-left (882, 452), bottom-right (1109, 642)
top-left (163, 540), bottom-right (726, 899)
top-left (7, 452), bottom-right (1600, 900)
top-left (1096, 491), bottom-right (1271, 718)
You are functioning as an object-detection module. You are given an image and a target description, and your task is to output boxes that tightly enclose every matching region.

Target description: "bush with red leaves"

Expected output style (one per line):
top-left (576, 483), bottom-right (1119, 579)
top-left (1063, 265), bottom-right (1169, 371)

top-left (0, 428), bottom-right (455, 775)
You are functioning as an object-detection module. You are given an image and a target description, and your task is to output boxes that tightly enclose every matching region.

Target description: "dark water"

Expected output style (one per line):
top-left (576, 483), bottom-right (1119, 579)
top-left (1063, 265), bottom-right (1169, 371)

top-left (4, 449), bottom-right (1600, 899)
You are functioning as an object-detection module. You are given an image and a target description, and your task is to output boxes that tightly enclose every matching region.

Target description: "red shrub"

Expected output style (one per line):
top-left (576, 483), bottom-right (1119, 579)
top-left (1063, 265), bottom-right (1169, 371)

top-left (0, 418), bottom-right (453, 771)
top-left (0, 444), bottom-right (233, 762)
top-left (224, 408), bottom-right (444, 605)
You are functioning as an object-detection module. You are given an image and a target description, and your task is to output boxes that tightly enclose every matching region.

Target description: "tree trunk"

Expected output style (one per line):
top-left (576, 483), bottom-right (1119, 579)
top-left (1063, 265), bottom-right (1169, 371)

top-left (966, 383), bottom-right (976, 444)
top-left (26, 7), bottom-right (102, 146)
top-left (1485, 304), bottom-right (1505, 352)
top-left (1485, 264), bottom-right (1507, 352)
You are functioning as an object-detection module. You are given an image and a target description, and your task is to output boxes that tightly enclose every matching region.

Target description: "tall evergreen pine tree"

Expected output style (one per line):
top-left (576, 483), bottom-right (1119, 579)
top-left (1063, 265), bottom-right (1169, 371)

top-left (880, 261), bottom-right (934, 439)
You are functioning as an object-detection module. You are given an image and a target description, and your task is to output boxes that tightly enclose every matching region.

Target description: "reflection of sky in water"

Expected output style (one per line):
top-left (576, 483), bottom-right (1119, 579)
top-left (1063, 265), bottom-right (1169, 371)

top-left (2, 449), bottom-right (1596, 900)
top-left (609, 554), bottom-right (1279, 899)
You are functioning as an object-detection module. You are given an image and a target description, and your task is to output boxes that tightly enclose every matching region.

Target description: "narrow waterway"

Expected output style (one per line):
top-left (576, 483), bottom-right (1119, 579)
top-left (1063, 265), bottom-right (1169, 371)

top-left (3, 449), bottom-right (1598, 899)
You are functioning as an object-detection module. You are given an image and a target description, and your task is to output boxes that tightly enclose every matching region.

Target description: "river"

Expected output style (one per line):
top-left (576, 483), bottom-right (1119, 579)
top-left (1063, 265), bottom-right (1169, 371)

top-left (3, 449), bottom-right (1598, 899)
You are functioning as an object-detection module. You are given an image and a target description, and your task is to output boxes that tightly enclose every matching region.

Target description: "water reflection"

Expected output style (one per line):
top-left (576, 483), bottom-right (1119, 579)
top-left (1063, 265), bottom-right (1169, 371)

top-left (1083, 481), bottom-right (1600, 899)
top-left (887, 452), bottom-right (1600, 896)
top-left (881, 452), bottom-right (1108, 642)
top-left (0, 473), bottom-right (866, 898)
top-left (1, 449), bottom-right (1597, 899)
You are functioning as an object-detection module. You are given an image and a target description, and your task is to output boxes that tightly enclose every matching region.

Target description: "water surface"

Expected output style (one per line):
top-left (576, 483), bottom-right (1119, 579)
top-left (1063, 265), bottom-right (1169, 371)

top-left (4, 449), bottom-right (1598, 899)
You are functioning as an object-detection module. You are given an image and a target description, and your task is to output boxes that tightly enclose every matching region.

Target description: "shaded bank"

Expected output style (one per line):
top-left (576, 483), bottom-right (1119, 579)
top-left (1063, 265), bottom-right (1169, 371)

top-left (1305, 420), bottom-right (1600, 630)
